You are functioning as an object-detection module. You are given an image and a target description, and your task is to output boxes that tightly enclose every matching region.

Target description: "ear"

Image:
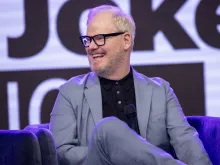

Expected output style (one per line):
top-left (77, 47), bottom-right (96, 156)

top-left (123, 32), bottom-right (132, 50)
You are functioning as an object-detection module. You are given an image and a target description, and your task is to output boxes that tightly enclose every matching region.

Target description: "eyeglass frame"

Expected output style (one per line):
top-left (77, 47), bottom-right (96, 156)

top-left (79, 32), bottom-right (126, 47)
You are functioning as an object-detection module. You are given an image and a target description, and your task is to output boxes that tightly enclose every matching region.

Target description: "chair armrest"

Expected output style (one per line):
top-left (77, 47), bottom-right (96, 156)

top-left (0, 130), bottom-right (41, 165)
top-left (24, 126), bottom-right (58, 165)
top-left (25, 123), bottom-right (49, 129)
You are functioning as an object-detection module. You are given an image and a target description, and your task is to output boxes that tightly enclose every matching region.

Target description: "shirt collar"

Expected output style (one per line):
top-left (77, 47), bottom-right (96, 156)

top-left (99, 68), bottom-right (133, 91)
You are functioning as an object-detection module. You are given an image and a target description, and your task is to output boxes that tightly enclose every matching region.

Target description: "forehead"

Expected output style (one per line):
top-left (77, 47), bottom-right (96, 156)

top-left (87, 11), bottom-right (117, 35)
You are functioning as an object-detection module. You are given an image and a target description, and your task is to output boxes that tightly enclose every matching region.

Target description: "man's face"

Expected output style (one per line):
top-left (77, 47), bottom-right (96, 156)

top-left (85, 12), bottom-right (126, 77)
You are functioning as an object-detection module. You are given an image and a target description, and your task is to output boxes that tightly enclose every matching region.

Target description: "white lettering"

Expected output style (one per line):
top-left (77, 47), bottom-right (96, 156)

top-left (28, 78), bottom-right (66, 124)
top-left (7, 81), bottom-right (20, 130)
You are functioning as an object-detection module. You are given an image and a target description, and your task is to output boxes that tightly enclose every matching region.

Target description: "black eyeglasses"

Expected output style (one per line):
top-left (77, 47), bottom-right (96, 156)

top-left (79, 32), bottom-right (125, 47)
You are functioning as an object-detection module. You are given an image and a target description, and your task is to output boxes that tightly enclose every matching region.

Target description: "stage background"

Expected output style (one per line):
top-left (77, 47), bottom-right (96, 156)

top-left (0, 0), bottom-right (219, 130)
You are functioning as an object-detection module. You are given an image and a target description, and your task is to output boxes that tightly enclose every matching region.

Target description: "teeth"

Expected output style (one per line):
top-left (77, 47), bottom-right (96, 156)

top-left (93, 54), bottom-right (104, 58)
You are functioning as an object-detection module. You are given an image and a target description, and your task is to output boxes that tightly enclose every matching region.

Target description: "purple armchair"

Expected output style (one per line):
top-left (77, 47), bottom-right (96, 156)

top-left (1, 116), bottom-right (218, 165)
top-left (25, 116), bottom-right (219, 165)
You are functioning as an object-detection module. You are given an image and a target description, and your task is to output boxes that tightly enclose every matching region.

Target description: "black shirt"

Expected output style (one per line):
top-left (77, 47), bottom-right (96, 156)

top-left (99, 69), bottom-right (140, 134)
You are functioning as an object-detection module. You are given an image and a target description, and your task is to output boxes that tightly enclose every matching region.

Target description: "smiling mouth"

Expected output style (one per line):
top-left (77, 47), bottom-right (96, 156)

top-left (93, 54), bottom-right (104, 59)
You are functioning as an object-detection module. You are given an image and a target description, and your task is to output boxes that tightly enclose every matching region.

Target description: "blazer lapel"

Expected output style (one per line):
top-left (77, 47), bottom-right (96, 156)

top-left (133, 69), bottom-right (152, 139)
top-left (84, 72), bottom-right (103, 125)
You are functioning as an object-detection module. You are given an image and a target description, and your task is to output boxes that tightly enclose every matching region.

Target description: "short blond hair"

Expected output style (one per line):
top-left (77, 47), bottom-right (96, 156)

top-left (87, 5), bottom-right (136, 48)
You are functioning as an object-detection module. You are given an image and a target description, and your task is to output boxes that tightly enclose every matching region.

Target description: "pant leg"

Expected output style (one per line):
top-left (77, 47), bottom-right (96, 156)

top-left (84, 117), bottom-right (186, 165)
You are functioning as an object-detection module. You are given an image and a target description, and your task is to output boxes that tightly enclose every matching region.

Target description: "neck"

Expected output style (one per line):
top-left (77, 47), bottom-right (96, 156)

top-left (100, 65), bottom-right (131, 80)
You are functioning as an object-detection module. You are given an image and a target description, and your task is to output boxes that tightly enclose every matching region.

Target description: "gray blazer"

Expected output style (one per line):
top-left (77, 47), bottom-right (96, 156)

top-left (50, 68), bottom-right (210, 165)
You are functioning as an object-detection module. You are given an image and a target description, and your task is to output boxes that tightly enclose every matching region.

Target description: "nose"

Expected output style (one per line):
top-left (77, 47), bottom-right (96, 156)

top-left (88, 39), bottom-right (98, 50)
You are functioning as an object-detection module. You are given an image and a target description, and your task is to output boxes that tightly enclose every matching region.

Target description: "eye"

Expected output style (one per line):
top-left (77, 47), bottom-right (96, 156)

top-left (82, 37), bottom-right (90, 45)
top-left (94, 34), bottom-right (104, 41)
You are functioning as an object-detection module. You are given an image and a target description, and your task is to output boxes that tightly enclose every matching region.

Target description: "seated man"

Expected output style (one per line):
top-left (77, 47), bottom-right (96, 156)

top-left (49, 5), bottom-right (212, 165)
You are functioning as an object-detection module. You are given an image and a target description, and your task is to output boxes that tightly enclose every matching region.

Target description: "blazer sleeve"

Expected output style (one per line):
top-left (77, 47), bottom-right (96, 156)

top-left (163, 80), bottom-right (212, 165)
top-left (49, 84), bottom-right (88, 165)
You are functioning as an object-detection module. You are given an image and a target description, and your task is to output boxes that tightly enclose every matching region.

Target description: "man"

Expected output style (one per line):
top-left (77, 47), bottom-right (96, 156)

top-left (50, 5), bottom-right (212, 165)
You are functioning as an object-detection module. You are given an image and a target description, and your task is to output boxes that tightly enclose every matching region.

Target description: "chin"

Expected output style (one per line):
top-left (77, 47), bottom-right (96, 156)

top-left (91, 62), bottom-right (104, 71)
top-left (92, 65), bottom-right (111, 77)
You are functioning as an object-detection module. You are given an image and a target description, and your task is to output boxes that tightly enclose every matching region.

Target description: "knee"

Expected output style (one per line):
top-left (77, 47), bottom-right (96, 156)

top-left (93, 117), bottom-right (127, 138)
